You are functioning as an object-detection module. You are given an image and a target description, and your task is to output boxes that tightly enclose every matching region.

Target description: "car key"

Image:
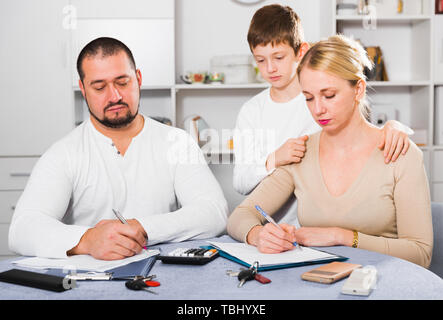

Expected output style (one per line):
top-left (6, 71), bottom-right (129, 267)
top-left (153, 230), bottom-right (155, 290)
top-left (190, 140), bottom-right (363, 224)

top-left (125, 279), bottom-right (158, 294)
top-left (228, 266), bottom-right (270, 284)
top-left (237, 268), bottom-right (256, 288)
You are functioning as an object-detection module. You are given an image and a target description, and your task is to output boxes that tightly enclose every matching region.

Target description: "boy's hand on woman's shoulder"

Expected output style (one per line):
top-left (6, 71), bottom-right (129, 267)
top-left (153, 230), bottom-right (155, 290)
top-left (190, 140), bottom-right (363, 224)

top-left (266, 135), bottom-right (308, 171)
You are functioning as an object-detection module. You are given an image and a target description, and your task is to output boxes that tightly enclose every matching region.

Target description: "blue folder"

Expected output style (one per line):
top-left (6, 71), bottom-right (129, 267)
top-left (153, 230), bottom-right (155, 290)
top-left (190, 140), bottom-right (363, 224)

top-left (202, 245), bottom-right (347, 272)
top-left (45, 254), bottom-right (158, 280)
top-left (107, 254), bottom-right (157, 279)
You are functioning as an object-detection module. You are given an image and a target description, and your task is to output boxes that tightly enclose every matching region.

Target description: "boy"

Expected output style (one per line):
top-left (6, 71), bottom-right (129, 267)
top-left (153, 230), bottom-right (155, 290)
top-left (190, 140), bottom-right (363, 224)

top-left (233, 4), bottom-right (410, 226)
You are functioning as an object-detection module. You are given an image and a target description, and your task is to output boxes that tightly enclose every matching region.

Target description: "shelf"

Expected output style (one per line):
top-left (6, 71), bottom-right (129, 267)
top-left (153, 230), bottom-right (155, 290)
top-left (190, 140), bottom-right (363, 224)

top-left (175, 83), bottom-right (269, 90)
top-left (72, 81), bottom-right (432, 91)
top-left (201, 144), bottom-right (234, 156)
top-left (73, 83), bottom-right (269, 92)
top-left (73, 85), bottom-right (173, 91)
top-left (367, 81), bottom-right (431, 87)
top-left (335, 15), bottom-right (432, 22)
top-left (140, 85), bottom-right (173, 90)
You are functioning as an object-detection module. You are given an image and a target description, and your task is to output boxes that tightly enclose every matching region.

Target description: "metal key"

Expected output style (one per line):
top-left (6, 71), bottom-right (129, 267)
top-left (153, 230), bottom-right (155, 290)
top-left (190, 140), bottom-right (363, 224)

top-left (226, 268), bottom-right (246, 277)
top-left (140, 274), bottom-right (157, 281)
top-left (114, 274), bottom-right (157, 281)
top-left (140, 286), bottom-right (158, 295)
top-left (226, 270), bottom-right (240, 277)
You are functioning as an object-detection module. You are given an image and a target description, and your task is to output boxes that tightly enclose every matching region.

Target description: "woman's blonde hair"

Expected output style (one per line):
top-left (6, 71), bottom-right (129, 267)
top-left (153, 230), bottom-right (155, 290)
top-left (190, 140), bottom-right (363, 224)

top-left (296, 34), bottom-right (374, 121)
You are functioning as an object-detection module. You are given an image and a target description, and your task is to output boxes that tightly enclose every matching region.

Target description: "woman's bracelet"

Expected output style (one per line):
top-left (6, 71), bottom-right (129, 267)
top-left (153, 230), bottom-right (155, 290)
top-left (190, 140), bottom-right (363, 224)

top-left (352, 230), bottom-right (359, 248)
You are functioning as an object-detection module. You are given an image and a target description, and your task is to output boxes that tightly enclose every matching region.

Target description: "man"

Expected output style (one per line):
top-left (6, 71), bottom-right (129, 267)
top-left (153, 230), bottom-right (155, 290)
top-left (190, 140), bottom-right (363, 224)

top-left (9, 37), bottom-right (228, 260)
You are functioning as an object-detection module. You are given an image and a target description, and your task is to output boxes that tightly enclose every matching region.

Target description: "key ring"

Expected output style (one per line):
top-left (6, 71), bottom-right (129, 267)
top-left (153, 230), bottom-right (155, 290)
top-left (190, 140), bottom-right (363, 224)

top-left (251, 261), bottom-right (259, 273)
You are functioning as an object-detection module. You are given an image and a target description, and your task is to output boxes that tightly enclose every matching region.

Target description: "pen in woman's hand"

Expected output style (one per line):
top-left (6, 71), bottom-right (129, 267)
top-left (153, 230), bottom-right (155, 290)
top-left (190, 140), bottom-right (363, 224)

top-left (254, 205), bottom-right (301, 250)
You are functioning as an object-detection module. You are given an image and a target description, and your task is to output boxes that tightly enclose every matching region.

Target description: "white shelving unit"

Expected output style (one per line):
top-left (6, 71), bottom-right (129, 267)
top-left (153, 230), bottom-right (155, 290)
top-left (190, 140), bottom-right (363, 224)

top-left (335, 15), bottom-right (432, 21)
top-left (175, 83), bottom-right (269, 90)
top-left (333, 0), bottom-right (443, 201)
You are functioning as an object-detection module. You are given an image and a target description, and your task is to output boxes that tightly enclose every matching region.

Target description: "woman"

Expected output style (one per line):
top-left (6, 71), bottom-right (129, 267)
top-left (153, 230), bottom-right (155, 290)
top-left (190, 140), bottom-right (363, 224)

top-left (227, 35), bottom-right (433, 268)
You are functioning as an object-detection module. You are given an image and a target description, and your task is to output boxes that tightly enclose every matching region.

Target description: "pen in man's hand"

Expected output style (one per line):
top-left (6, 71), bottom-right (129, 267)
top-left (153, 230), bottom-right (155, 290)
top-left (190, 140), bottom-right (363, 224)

top-left (112, 209), bottom-right (128, 225)
top-left (112, 209), bottom-right (148, 252)
top-left (254, 205), bottom-right (301, 250)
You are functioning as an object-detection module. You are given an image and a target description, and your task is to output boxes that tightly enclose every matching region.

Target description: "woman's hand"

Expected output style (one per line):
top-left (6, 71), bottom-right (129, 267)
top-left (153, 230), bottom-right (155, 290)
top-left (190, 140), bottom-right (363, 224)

top-left (293, 227), bottom-right (354, 247)
top-left (247, 223), bottom-right (297, 254)
top-left (378, 120), bottom-right (412, 164)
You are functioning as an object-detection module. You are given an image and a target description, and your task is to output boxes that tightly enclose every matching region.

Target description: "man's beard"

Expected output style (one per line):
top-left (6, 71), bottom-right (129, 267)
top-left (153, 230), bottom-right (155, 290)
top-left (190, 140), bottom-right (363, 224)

top-left (86, 98), bottom-right (139, 129)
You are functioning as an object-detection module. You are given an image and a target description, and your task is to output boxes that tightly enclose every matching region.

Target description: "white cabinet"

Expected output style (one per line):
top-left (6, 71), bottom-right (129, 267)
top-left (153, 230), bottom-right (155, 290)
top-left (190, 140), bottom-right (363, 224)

top-left (433, 151), bottom-right (443, 182)
top-left (433, 183), bottom-right (443, 202)
top-left (422, 149), bottom-right (431, 179)
top-left (0, 157), bottom-right (37, 256)
top-left (71, 0), bottom-right (174, 19)
top-left (434, 15), bottom-right (443, 84)
top-left (71, 18), bottom-right (175, 88)
top-left (0, 158), bottom-right (39, 190)
top-left (0, 192), bottom-right (22, 224)
top-left (0, 0), bottom-right (75, 258)
top-left (0, 225), bottom-right (13, 257)
top-left (0, 0), bottom-right (75, 156)
top-left (71, 0), bottom-right (175, 126)
top-left (0, 191), bottom-right (21, 257)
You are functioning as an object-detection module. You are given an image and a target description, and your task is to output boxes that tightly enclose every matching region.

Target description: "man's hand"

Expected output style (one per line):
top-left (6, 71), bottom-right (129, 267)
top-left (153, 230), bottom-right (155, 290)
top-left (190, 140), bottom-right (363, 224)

top-left (67, 219), bottom-right (147, 260)
top-left (378, 120), bottom-right (412, 163)
top-left (266, 136), bottom-right (308, 171)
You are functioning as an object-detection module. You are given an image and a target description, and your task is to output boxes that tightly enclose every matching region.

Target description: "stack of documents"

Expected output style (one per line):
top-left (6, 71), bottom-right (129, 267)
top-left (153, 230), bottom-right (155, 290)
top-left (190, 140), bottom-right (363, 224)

top-left (13, 249), bottom-right (160, 272)
top-left (209, 242), bottom-right (345, 271)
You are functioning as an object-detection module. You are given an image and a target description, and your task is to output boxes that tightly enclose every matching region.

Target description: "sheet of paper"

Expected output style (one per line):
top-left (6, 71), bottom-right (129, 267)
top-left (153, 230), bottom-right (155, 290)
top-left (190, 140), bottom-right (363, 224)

top-left (13, 249), bottom-right (160, 272)
top-left (209, 241), bottom-right (336, 267)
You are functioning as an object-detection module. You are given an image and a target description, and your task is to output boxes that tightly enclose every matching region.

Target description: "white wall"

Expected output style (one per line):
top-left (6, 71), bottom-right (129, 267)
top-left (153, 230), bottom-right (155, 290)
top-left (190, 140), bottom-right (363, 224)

top-left (175, 0), bottom-right (331, 79)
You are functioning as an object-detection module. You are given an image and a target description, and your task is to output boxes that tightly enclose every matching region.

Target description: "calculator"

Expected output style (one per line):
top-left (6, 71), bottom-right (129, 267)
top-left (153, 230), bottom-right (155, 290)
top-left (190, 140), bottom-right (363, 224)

top-left (158, 247), bottom-right (219, 265)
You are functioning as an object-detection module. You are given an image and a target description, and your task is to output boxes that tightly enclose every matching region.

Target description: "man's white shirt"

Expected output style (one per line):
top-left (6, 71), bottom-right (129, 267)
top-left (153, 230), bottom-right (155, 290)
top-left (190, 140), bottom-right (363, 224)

top-left (9, 115), bottom-right (228, 258)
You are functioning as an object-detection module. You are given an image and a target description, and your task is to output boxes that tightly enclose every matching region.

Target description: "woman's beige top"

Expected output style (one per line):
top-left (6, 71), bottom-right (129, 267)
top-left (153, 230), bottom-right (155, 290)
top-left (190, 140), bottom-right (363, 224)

top-left (227, 132), bottom-right (433, 268)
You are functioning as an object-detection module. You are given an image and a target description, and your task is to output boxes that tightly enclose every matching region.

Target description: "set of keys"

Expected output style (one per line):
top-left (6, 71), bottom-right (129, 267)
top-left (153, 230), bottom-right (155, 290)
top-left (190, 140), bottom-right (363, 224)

top-left (125, 275), bottom-right (160, 294)
top-left (226, 261), bottom-right (271, 288)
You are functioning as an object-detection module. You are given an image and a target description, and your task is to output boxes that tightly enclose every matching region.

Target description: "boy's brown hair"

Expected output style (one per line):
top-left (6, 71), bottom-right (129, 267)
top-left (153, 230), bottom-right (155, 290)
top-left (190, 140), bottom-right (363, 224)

top-left (247, 4), bottom-right (305, 55)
